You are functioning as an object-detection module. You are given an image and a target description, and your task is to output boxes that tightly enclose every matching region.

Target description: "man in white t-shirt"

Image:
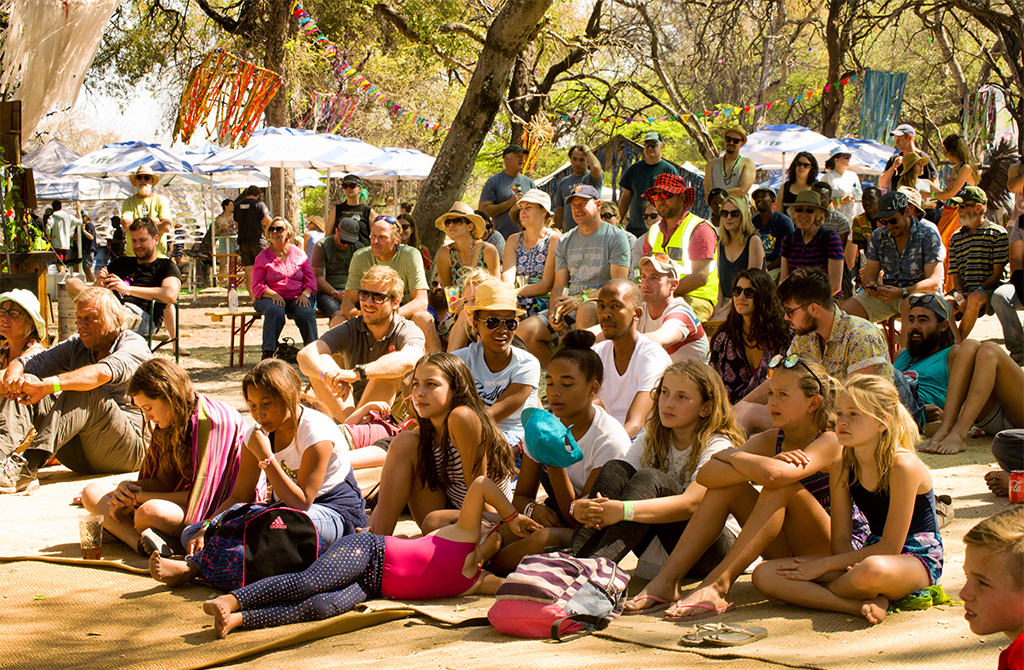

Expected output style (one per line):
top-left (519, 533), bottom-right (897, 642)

top-left (592, 279), bottom-right (672, 437)
top-left (637, 254), bottom-right (709, 362)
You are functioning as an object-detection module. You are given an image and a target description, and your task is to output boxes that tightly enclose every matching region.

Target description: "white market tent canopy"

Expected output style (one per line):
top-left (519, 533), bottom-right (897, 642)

top-left (23, 139), bottom-right (131, 201)
top-left (740, 124), bottom-right (844, 170)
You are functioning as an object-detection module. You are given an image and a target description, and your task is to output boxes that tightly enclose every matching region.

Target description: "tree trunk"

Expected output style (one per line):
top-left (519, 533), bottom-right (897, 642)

top-left (262, 1), bottom-right (297, 221)
top-left (753, 0), bottom-right (787, 129)
top-left (508, 43), bottom-right (538, 146)
top-left (820, 0), bottom-right (848, 137)
top-left (416, 0), bottom-right (554, 256)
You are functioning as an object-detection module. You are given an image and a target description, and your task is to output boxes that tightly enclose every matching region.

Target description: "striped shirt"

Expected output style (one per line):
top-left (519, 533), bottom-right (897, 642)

top-left (780, 226), bottom-right (844, 272)
top-left (950, 220), bottom-right (1009, 291)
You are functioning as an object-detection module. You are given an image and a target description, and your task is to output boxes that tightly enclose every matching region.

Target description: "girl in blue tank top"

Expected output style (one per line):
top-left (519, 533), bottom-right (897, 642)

top-left (753, 375), bottom-right (942, 626)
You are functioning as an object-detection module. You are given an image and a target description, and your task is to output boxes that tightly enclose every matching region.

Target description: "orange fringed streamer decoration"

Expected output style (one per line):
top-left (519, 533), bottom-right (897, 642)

top-left (173, 49), bottom-right (282, 147)
top-left (523, 116), bottom-right (553, 174)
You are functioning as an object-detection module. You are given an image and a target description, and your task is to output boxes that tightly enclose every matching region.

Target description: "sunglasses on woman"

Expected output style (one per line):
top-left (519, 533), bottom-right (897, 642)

top-left (767, 353), bottom-right (823, 392)
top-left (643, 212), bottom-right (660, 221)
top-left (600, 213), bottom-right (615, 221)
top-left (731, 286), bottom-right (755, 299)
top-left (477, 316), bottom-right (519, 331)
top-left (357, 289), bottom-right (390, 304)
top-left (795, 161), bottom-right (812, 168)
top-left (721, 209), bottom-right (742, 218)
top-left (445, 217), bottom-right (471, 227)
top-left (267, 225), bottom-right (287, 233)
top-left (792, 207), bottom-right (817, 214)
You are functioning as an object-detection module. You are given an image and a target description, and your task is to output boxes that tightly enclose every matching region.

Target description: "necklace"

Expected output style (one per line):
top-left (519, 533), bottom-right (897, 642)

top-left (720, 155), bottom-right (741, 186)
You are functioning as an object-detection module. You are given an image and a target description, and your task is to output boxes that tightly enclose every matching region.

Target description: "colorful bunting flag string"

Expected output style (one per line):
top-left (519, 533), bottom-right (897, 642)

top-left (290, 0), bottom-right (450, 134)
top-left (550, 75), bottom-right (859, 125)
top-left (300, 92), bottom-right (359, 135)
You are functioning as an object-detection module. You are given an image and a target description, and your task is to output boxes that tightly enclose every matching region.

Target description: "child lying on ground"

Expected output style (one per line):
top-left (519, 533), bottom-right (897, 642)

top-left (202, 475), bottom-right (540, 637)
top-left (961, 507), bottom-right (1024, 670)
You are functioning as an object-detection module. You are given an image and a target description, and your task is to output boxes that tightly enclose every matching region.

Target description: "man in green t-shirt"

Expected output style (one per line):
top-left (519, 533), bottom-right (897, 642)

top-left (343, 215), bottom-right (439, 352)
top-left (120, 165), bottom-right (173, 257)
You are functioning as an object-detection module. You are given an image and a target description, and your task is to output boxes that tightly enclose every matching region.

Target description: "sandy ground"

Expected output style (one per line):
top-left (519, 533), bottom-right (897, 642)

top-left (2, 291), bottom-right (1021, 669)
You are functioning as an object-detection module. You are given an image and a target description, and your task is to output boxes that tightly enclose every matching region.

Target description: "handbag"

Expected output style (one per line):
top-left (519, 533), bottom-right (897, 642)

top-left (273, 337), bottom-right (300, 364)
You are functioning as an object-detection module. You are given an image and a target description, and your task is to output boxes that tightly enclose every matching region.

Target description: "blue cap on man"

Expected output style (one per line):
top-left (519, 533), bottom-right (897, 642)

top-left (567, 184), bottom-right (601, 201)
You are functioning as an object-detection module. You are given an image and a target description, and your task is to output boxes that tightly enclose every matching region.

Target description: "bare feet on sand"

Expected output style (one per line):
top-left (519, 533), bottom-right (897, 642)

top-left (149, 551), bottom-right (198, 586)
top-left (985, 470), bottom-right (1010, 497)
top-left (861, 597), bottom-right (889, 625)
top-left (622, 574), bottom-right (682, 613)
top-left (203, 595), bottom-right (243, 638)
top-left (664, 585), bottom-right (734, 620)
top-left (920, 433), bottom-right (967, 455)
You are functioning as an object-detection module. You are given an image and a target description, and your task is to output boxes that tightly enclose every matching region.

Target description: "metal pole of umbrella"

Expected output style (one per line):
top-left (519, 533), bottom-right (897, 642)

top-left (324, 167), bottom-right (330, 221)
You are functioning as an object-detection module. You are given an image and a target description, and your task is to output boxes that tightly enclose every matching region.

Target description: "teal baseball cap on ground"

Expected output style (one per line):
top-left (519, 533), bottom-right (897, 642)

top-left (521, 408), bottom-right (583, 468)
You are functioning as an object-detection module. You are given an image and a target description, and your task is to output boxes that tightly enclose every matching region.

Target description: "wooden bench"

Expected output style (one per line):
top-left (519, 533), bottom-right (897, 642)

top-left (206, 310), bottom-right (261, 368)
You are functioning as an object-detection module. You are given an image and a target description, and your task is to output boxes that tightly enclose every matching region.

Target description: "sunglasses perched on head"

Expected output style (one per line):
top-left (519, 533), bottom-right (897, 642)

top-left (477, 316), bottom-right (519, 331)
top-left (358, 289), bottom-right (390, 304)
top-left (374, 215), bottom-right (397, 225)
top-left (731, 286), bottom-right (755, 299)
top-left (909, 293), bottom-right (946, 314)
top-left (767, 353), bottom-right (823, 392)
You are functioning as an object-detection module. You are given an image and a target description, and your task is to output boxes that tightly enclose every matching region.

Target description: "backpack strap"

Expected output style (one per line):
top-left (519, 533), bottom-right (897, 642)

top-left (550, 614), bottom-right (609, 642)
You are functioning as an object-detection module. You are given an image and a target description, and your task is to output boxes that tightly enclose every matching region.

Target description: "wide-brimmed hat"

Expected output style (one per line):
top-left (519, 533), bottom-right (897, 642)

top-left (435, 202), bottom-right (487, 239)
top-left (828, 146), bottom-right (852, 159)
top-left (0, 289), bottom-right (46, 341)
top-left (723, 126), bottom-right (747, 142)
top-left (519, 189), bottom-right (552, 214)
top-left (786, 190), bottom-right (828, 214)
top-left (129, 164), bottom-right (162, 187)
top-left (465, 280), bottom-right (526, 317)
top-left (521, 407), bottom-right (583, 468)
top-left (900, 152), bottom-right (929, 174)
top-left (896, 187), bottom-right (925, 216)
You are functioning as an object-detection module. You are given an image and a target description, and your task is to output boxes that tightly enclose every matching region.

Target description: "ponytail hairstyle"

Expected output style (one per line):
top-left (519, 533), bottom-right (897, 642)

top-left (772, 356), bottom-right (839, 433)
top-left (641, 360), bottom-right (744, 481)
top-left (840, 374), bottom-right (919, 494)
top-left (413, 353), bottom-right (515, 492)
top-left (549, 329), bottom-right (603, 385)
top-left (128, 358), bottom-right (198, 483)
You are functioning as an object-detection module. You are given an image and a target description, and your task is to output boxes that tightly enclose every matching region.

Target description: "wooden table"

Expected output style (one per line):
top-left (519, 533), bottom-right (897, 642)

top-left (206, 310), bottom-right (261, 368)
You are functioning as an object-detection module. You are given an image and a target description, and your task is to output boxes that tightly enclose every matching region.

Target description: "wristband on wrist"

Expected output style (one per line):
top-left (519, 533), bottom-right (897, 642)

top-left (501, 510), bottom-right (518, 525)
top-left (51, 378), bottom-right (61, 394)
top-left (258, 454), bottom-right (275, 469)
top-left (201, 520), bottom-right (212, 529)
top-left (524, 502), bottom-right (536, 518)
top-left (623, 500), bottom-right (635, 521)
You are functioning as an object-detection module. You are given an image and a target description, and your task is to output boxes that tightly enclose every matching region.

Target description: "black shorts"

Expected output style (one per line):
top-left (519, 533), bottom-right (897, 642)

top-left (238, 241), bottom-right (266, 266)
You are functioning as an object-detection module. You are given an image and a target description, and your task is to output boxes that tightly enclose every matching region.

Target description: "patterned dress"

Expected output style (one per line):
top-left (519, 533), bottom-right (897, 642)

top-left (513, 230), bottom-right (553, 317)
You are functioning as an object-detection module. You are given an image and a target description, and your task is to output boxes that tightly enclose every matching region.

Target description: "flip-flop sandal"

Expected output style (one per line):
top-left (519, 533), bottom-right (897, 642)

top-left (679, 623), bottom-right (729, 646)
top-left (706, 625), bottom-right (768, 647)
top-left (622, 594), bottom-right (671, 616)
top-left (664, 601), bottom-right (736, 622)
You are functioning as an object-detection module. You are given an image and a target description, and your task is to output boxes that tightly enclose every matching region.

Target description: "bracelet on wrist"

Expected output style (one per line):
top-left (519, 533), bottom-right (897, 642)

top-left (569, 499), bottom-right (578, 520)
top-left (258, 454), bottom-right (275, 470)
top-left (51, 378), bottom-right (61, 394)
top-left (623, 500), bottom-right (635, 521)
top-left (501, 510), bottom-right (518, 525)
top-left (524, 502), bottom-right (536, 519)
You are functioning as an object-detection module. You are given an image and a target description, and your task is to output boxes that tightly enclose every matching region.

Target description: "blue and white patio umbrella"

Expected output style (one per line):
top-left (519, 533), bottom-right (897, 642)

top-left (56, 141), bottom-right (199, 179)
top-left (740, 124), bottom-right (844, 170)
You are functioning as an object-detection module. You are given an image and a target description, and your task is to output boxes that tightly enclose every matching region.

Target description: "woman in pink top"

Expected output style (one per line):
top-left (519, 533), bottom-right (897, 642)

top-left (201, 475), bottom-right (540, 637)
top-left (252, 217), bottom-right (318, 359)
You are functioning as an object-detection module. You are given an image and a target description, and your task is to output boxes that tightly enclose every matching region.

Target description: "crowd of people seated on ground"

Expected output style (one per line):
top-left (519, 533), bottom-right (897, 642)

top-left (2, 128), bottom-right (1022, 661)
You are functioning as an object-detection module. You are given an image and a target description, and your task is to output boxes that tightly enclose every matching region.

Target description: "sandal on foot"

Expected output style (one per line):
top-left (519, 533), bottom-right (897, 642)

top-left (623, 594), bottom-right (671, 616)
top-left (680, 623), bottom-right (729, 646)
top-left (664, 601), bottom-right (736, 622)
top-left (706, 624), bottom-right (768, 647)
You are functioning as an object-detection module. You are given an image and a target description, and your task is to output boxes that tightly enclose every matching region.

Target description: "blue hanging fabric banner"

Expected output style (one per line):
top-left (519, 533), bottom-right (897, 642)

top-left (859, 69), bottom-right (908, 143)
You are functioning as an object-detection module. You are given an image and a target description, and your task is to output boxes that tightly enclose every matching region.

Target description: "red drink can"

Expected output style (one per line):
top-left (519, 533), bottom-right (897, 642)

top-left (1010, 472), bottom-right (1024, 504)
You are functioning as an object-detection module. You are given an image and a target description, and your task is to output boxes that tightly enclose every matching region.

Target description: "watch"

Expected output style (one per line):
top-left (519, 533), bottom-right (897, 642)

top-left (902, 287), bottom-right (908, 298)
top-left (354, 364), bottom-right (367, 381)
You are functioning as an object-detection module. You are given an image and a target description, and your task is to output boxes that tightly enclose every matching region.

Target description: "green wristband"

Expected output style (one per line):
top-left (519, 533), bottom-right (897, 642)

top-left (623, 500), bottom-right (635, 521)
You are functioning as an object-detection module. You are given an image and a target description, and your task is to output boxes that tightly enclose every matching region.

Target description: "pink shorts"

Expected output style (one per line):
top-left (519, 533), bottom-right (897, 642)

top-left (345, 411), bottom-right (401, 450)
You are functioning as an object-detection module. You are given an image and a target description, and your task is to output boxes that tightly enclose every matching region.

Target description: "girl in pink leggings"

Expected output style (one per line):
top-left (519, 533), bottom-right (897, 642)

top-left (202, 476), bottom-right (539, 637)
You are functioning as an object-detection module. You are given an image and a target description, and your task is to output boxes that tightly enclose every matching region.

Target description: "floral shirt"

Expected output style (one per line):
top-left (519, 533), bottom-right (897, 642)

top-left (710, 329), bottom-right (791, 404)
top-left (866, 219), bottom-right (943, 288)
top-left (214, 211), bottom-right (236, 238)
top-left (787, 310), bottom-right (894, 383)
top-left (0, 339), bottom-right (45, 369)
